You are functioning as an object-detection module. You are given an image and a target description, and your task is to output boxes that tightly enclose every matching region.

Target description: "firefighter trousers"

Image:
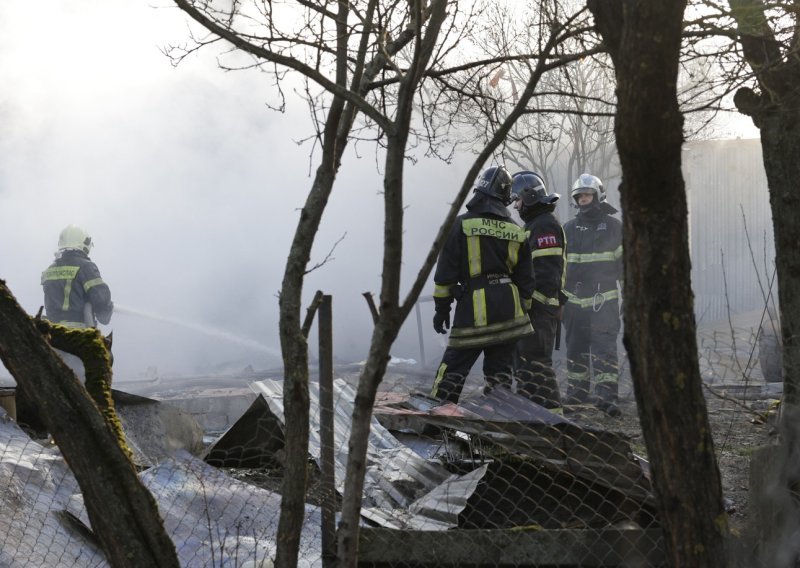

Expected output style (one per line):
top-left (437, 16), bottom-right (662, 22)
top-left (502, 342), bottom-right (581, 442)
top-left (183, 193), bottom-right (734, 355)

top-left (563, 298), bottom-right (621, 403)
top-left (430, 341), bottom-right (516, 404)
top-left (515, 306), bottom-right (562, 408)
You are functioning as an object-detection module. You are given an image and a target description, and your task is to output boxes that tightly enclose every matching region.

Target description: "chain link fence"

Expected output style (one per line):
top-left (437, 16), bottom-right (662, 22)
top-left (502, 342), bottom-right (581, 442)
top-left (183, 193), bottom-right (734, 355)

top-left (0, 309), bottom-right (780, 567)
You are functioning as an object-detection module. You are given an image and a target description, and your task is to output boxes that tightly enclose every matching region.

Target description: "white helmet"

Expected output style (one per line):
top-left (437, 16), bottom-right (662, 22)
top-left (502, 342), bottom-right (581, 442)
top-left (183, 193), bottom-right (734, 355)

top-left (571, 173), bottom-right (606, 206)
top-left (58, 224), bottom-right (93, 254)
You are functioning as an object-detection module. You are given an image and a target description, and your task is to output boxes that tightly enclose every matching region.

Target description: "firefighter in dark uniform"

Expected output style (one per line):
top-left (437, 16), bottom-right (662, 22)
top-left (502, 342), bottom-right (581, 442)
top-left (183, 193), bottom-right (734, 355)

top-left (562, 174), bottom-right (623, 416)
top-left (41, 224), bottom-right (114, 328)
top-left (20, 225), bottom-right (114, 435)
top-left (430, 166), bottom-right (535, 404)
top-left (511, 171), bottom-right (566, 411)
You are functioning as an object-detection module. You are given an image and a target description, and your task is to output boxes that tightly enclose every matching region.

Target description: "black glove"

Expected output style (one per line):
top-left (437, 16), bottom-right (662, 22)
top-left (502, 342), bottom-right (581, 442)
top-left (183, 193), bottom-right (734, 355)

top-left (433, 311), bottom-right (450, 334)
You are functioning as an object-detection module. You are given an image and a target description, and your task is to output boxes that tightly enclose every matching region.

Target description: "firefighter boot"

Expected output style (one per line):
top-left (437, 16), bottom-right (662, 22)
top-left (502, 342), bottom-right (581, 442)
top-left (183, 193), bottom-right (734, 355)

top-left (565, 379), bottom-right (591, 406)
top-left (595, 382), bottom-right (621, 417)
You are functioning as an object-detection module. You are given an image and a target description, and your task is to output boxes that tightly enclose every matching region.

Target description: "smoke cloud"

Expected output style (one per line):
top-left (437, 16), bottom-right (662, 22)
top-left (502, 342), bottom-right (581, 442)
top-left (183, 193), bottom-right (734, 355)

top-left (0, 0), bottom-right (473, 380)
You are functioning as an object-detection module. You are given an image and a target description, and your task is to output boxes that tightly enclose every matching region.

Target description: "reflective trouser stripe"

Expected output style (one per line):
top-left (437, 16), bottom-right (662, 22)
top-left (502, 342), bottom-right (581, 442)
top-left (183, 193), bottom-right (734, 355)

top-left (567, 370), bottom-right (589, 381)
top-left (430, 363), bottom-right (448, 398)
top-left (595, 372), bottom-right (618, 385)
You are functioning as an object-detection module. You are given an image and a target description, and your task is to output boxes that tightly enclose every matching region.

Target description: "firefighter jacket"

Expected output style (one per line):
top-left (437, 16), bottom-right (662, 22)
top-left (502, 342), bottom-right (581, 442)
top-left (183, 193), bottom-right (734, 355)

top-left (523, 209), bottom-right (567, 312)
top-left (563, 203), bottom-right (623, 309)
top-left (41, 250), bottom-right (113, 327)
top-left (433, 195), bottom-right (535, 349)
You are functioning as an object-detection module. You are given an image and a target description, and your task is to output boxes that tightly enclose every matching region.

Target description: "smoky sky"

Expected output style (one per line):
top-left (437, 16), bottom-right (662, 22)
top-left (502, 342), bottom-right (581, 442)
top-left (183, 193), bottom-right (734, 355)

top-left (1, 2), bottom-right (769, 384)
top-left (0, 0), bottom-right (474, 380)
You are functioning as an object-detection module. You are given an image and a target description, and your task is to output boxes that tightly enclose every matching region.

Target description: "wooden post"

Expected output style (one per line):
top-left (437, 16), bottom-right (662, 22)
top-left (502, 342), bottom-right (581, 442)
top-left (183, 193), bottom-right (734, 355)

top-left (415, 301), bottom-right (426, 367)
top-left (318, 294), bottom-right (336, 567)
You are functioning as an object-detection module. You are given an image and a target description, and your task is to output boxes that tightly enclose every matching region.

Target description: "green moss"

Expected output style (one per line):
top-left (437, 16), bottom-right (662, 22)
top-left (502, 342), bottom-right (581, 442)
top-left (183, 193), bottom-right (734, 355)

top-left (39, 321), bottom-right (132, 460)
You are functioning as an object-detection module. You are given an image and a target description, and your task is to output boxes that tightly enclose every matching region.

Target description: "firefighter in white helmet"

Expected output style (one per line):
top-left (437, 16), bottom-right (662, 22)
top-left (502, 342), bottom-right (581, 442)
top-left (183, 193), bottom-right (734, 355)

top-left (562, 174), bottom-right (623, 416)
top-left (41, 224), bottom-right (114, 328)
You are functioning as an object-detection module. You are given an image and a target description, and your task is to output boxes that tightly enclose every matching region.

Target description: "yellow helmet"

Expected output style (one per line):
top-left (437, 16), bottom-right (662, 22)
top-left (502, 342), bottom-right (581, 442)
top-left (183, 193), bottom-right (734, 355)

top-left (58, 224), bottom-right (93, 254)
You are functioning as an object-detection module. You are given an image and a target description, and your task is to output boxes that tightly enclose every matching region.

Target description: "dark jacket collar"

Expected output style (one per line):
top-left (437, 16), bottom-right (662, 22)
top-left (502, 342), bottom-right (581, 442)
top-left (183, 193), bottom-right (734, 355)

top-left (466, 193), bottom-right (511, 219)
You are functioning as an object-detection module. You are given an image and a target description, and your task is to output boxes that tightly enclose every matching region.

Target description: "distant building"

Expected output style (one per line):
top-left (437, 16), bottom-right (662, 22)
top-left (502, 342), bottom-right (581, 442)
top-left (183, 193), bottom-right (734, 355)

top-left (683, 138), bottom-right (776, 324)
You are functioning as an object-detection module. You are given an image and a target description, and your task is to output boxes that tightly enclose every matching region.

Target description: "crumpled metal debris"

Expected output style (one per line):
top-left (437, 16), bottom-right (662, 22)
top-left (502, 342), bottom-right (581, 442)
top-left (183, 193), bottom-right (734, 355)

top-left (251, 378), bottom-right (487, 530)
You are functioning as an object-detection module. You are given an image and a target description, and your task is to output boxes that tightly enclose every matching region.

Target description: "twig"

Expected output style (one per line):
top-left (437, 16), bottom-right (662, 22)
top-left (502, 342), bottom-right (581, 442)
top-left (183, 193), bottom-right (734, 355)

top-left (301, 291), bottom-right (325, 338)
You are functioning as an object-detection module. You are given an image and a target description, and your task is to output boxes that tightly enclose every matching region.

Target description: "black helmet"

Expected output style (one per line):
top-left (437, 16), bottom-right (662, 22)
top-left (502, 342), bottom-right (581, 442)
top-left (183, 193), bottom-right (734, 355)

top-left (474, 166), bottom-right (513, 205)
top-left (570, 173), bottom-right (606, 207)
top-left (511, 171), bottom-right (560, 208)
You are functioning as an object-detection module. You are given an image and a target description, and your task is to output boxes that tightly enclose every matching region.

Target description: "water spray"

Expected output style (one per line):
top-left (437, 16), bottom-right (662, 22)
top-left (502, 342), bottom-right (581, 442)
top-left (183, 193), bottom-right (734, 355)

top-left (113, 304), bottom-right (281, 359)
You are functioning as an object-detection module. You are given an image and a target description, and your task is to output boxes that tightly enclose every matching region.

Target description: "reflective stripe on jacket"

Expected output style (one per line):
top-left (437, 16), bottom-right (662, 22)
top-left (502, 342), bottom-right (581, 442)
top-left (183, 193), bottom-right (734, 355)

top-left (563, 206), bottom-right (623, 308)
top-left (524, 211), bottom-right (566, 309)
top-left (433, 211), bottom-right (535, 348)
top-left (42, 250), bottom-right (112, 326)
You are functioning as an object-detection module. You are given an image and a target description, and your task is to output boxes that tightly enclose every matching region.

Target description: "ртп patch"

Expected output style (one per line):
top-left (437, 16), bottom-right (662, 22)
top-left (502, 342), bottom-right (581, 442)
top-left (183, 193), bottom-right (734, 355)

top-left (537, 233), bottom-right (559, 248)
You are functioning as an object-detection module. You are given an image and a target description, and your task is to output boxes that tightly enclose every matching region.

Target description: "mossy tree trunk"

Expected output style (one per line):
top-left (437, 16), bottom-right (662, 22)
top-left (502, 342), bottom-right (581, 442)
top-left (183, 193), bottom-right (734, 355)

top-left (0, 280), bottom-right (179, 568)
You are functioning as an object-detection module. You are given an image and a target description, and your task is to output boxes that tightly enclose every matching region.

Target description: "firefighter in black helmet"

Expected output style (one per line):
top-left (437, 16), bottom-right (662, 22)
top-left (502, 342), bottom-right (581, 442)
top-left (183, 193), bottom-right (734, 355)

top-left (562, 174), bottom-right (623, 417)
top-left (430, 166), bottom-right (535, 404)
top-left (510, 171), bottom-right (566, 411)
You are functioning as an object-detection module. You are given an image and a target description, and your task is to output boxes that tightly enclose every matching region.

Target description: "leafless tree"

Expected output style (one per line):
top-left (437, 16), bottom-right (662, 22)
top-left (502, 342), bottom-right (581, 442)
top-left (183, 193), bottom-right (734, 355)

top-left (453, 1), bottom-right (734, 203)
top-left (587, 0), bottom-right (730, 566)
top-left (169, 1), bottom-right (598, 565)
top-left (714, 0), bottom-right (800, 564)
top-left (0, 283), bottom-right (180, 567)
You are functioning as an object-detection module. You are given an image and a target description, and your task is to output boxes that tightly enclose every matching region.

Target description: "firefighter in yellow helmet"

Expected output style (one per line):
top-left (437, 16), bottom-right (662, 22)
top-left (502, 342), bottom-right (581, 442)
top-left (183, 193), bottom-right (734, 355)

top-left (41, 225), bottom-right (114, 328)
top-left (429, 166), bottom-right (535, 403)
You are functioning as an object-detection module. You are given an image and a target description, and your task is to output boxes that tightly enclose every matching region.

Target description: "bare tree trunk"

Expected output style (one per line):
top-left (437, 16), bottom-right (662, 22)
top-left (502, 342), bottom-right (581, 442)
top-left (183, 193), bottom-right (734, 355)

top-left (0, 281), bottom-right (179, 567)
top-left (335, 2), bottom-right (448, 561)
top-left (587, 1), bottom-right (729, 566)
top-left (274, 0), bottom-right (369, 560)
top-left (170, 2), bottom-right (607, 565)
top-left (751, 124), bottom-right (800, 566)
top-left (336, 321), bottom-right (397, 565)
top-left (727, 2), bottom-right (800, 563)
top-left (335, 4), bottom-right (595, 564)
top-left (276, 119), bottom-right (346, 568)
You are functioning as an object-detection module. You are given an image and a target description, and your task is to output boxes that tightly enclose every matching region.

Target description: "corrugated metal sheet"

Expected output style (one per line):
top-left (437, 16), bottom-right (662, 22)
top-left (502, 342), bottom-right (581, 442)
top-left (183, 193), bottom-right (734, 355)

top-left (251, 378), bottom-right (487, 530)
top-left (66, 452), bottom-right (324, 567)
top-left (683, 138), bottom-right (776, 324)
top-left (0, 412), bottom-right (107, 567)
